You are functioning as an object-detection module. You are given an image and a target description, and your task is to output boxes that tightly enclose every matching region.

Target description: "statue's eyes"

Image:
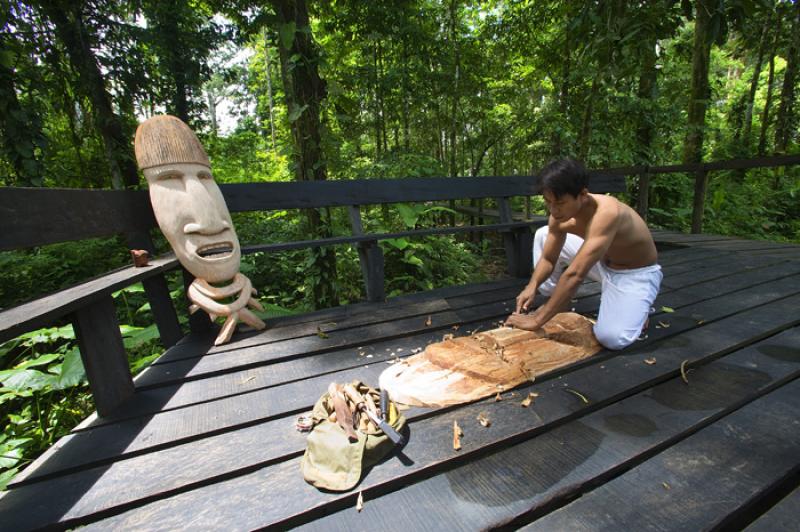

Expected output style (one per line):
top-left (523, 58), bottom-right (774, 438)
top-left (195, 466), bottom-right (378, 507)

top-left (157, 171), bottom-right (182, 181)
top-left (198, 172), bottom-right (213, 180)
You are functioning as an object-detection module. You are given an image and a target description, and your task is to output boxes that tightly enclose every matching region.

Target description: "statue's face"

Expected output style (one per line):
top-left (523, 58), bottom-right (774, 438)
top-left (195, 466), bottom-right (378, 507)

top-left (144, 163), bottom-right (241, 283)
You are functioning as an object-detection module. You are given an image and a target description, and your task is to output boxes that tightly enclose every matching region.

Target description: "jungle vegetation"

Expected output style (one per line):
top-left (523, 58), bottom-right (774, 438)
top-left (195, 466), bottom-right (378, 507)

top-left (0, 0), bottom-right (798, 487)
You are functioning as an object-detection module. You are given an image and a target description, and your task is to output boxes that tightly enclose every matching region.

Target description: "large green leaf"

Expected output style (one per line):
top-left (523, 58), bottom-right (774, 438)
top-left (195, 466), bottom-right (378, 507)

top-left (384, 237), bottom-right (410, 250)
top-left (122, 324), bottom-right (160, 350)
top-left (0, 368), bottom-right (58, 393)
top-left (279, 22), bottom-right (296, 50)
top-left (395, 203), bottom-right (420, 228)
top-left (55, 348), bottom-right (86, 390)
top-left (13, 353), bottom-right (60, 370)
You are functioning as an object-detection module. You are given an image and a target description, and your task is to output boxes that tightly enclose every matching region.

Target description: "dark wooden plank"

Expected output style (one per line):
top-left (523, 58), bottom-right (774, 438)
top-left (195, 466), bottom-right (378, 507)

top-left (8, 324), bottom-right (799, 532)
top-left (0, 187), bottom-right (155, 250)
top-left (14, 265), bottom-right (786, 485)
top-left (744, 485), bottom-right (800, 531)
top-left (299, 329), bottom-right (800, 532)
top-left (524, 378), bottom-right (800, 531)
top-left (218, 173), bottom-right (625, 213)
top-left (72, 296), bottom-right (135, 417)
top-left (76, 263), bottom-right (800, 438)
top-left (0, 254), bottom-right (179, 344)
top-left (661, 253), bottom-right (789, 290)
top-left (69, 294), bottom-right (800, 531)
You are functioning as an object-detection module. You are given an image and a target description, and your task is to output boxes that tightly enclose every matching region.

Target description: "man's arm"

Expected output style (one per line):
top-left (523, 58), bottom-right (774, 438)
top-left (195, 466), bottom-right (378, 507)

top-left (510, 207), bottom-right (620, 330)
top-left (515, 218), bottom-right (566, 313)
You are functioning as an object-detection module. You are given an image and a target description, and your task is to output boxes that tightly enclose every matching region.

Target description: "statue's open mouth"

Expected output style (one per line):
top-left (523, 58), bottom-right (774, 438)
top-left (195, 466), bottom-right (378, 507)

top-left (197, 242), bottom-right (235, 259)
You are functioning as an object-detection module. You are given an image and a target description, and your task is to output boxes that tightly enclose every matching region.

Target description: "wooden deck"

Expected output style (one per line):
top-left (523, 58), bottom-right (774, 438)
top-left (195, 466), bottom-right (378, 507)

top-left (1, 230), bottom-right (799, 530)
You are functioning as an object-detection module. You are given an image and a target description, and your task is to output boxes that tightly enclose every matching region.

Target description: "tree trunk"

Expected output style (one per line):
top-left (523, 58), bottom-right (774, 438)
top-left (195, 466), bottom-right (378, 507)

top-left (264, 32), bottom-right (277, 150)
top-left (741, 12), bottom-right (771, 146)
top-left (0, 41), bottom-right (45, 186)
top-left (577, 75), bottom-right (599, 162)
top-left (552, 26), bottom-right (571, 156)
top-left (774, 1), bottom-right (800, 154)
top-left (206, 91), bottom-right (218, 136)
top-left (683, 0), bottom-right (713, 234)
top-left (758, 30), bottom-right (779, 156)
top-left (448, 0), bottom-right (459, 178)
top-left (38, 1), bottom-right (139, 189)
top-left (271, 0), bottom-right (338, 308)
top-left (635, 38), bottom-right (658, 220)
top-left (373, 42), bottom-right (381, 160)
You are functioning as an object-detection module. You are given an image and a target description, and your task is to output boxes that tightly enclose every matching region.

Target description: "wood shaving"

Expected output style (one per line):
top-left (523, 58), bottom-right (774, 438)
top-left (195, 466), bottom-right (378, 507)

top-left (644, 357), bottom-right (657, 365)
top-left (356, 490), bottom-right (364, 512)
top-left (521, 392), bottom-right (539, 407)
top-left (565, 388), bottom-right (589, 404)
top-left (680, 360), bottom-right (690, 384)
top-left (453, 420), bottom-right (462, 450)
top-left (662, 482), bottom-right (670, 490)
top-left (477, 412), bottom-right (491, 427)
top-left (657, 321), bottom-right (670, 328)
top-left (494, 392), bottom-right (503, 402)
top-left (425, 316), bottom-right (432, 326)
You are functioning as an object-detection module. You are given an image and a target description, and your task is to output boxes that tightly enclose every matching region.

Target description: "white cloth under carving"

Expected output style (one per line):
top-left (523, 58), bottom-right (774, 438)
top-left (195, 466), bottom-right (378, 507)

top-left (533, 226), bottom-right (662, 350)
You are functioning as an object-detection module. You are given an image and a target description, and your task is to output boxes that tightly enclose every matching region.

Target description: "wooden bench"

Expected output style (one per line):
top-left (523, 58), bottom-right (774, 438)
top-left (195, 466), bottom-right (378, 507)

top-left (0, 172), bottom-right (625, 416)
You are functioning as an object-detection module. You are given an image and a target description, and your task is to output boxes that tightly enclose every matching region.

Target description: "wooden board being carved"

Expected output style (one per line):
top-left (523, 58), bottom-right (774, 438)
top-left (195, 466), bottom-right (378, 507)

top-left (379, 312), bottom-right (601, 407)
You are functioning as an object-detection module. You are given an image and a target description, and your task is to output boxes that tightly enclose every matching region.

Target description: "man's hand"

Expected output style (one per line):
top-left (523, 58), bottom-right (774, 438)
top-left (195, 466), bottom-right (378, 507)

top-left (515, 283), bottom-right (538, 313)
top-left (505, 311), bottom-right (543, 332)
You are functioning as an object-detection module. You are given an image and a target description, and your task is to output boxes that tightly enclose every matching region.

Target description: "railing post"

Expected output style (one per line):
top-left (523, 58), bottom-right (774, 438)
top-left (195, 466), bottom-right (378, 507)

top-left (497, 197), bottom-right (531, 278)
top-left (348, 205), bottom-right (385, 302)
top-left (126, 231), bottom-right (183, 348)
top-left (72, 295), bottom-right (134, 417)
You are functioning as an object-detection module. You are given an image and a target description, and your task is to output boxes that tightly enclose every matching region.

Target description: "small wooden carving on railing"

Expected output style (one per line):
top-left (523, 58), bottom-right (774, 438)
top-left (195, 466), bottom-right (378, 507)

top-left (134, 115), bottom-right (265, 345)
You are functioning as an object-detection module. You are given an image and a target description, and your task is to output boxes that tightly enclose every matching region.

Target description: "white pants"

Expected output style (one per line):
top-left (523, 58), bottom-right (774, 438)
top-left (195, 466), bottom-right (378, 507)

top-left (533, 226), bottom-right (662, 350)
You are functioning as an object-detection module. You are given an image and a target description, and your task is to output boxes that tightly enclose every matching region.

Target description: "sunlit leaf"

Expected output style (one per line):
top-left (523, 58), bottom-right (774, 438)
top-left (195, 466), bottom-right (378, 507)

top-left (55, 348), bottom-right (86, 390)
top-left (0, 368), bottom-right (58, 393)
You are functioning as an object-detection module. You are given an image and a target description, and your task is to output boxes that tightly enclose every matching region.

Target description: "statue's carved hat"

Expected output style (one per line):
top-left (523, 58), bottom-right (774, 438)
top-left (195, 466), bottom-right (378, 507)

top-left (134, 115), bottom-right (210, 170)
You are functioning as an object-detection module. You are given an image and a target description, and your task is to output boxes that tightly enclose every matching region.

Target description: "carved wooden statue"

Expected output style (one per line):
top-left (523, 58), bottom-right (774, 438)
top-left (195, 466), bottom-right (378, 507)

top-left (135, 115), bottom-right (266, 345)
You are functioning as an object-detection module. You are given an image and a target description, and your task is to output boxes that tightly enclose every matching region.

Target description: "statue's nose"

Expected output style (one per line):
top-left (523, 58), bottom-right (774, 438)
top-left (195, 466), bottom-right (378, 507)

top-left (182, 176), bottom-right (229, 235)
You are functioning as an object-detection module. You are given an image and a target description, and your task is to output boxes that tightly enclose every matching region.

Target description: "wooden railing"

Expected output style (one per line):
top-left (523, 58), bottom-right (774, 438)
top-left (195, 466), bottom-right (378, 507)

top-left (6, 153), bottom-right (797, 416)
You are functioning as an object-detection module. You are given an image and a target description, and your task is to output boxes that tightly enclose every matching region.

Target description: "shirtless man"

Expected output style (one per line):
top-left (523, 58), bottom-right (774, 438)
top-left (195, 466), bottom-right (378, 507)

top-left (506, 158), bottom-right (662, 350)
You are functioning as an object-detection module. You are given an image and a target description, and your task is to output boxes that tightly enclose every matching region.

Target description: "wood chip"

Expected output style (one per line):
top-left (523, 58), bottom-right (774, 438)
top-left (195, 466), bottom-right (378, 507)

top-left (644, 357), bottom-right (657, 365)
top-left (565, 388), bottom-right (589, 404)
top-left (521, 392), bottom-right (539, 407)
top-left (477, 412), bottom-right (491, 427)
top-left (662, 481), bottom-right (671, 490)
top-left (453, 420), bottom-right (462, 450)
top-left (494, 392), bottom-right (503, 402)
top-left (680, 360), bottom-right (690, 384)
top-left (356, 490), bottom-right (364, 512)
top-left (452, 325), bottom-right (460, 331)
top-left (425, 315), bottom-right (432, 326)
top-left (657, 321), bottom-right (670, 328)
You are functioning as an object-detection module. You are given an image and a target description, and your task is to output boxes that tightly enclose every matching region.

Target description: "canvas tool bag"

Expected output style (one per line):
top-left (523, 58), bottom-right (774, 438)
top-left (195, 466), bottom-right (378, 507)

top-left (301, 381), bottom-right (406, 491)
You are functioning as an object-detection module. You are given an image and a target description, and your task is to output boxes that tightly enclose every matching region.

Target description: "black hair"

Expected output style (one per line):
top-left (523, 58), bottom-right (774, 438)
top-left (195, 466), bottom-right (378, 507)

top-left (538, 158), bottom-right (589, 198)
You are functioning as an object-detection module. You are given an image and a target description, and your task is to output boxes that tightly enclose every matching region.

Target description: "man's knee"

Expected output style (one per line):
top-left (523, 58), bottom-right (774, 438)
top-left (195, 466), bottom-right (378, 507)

top-left (593, 323), bottom-right (639, 351)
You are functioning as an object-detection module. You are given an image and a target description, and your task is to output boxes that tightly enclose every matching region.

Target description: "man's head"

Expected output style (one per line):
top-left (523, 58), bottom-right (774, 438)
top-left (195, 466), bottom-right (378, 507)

top-left (538, 158), bottom-right (590, 223)
top-left (538, 158), bottom-right (589, 199)
top-left (135, 115), bottom-right (241, 283)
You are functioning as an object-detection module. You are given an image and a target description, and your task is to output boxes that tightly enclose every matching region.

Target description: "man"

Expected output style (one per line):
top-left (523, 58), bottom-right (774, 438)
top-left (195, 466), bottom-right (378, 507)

top-left (506, 158), bottom-right (662, 350)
